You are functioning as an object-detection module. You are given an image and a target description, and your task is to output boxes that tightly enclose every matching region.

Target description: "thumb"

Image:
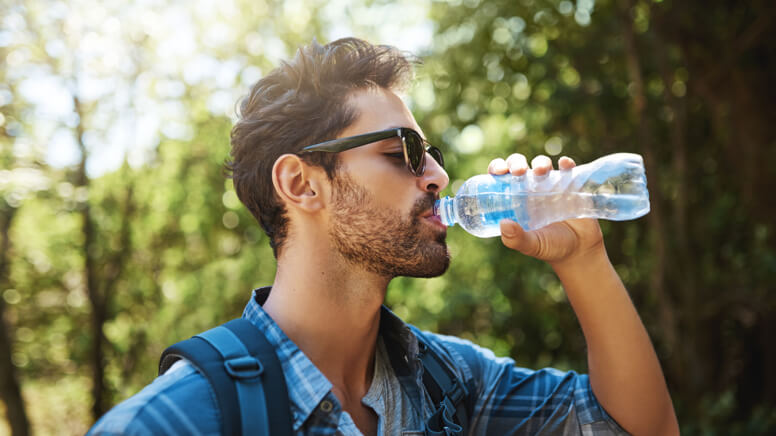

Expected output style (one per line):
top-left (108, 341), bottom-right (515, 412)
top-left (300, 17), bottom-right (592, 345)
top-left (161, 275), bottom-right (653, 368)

top-left (500, 219), bottom-right (538, 255)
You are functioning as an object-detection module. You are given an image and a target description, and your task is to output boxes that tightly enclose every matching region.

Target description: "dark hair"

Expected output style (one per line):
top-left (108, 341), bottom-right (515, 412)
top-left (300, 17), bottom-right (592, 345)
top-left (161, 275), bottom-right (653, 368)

top-left (226, 37), bottom-right (415, 258)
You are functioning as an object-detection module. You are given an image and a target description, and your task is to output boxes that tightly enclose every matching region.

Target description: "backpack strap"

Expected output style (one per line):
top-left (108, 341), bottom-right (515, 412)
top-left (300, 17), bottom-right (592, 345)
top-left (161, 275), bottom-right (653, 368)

top-left (159, 317), bottom-right (468, 436)
top-left (159, 318), bottom-right (293, 436)
top-left (410, 326), bottom-right (470, 436)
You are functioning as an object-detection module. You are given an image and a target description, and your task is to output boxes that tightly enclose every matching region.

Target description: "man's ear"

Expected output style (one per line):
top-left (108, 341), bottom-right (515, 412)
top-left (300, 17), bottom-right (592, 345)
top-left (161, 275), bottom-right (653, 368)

top-left (272, 154), bottom-right (328, 213)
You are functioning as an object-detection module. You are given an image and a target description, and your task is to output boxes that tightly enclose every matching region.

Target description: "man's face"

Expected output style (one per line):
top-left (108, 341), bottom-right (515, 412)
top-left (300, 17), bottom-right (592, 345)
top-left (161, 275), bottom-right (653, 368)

top-left (327, 87), bottom-right (450, 278)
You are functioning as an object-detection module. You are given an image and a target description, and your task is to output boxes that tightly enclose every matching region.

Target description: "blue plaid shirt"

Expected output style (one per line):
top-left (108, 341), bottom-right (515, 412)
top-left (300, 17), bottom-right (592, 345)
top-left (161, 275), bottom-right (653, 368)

top-left (88, 287), bottom-right (627, 435)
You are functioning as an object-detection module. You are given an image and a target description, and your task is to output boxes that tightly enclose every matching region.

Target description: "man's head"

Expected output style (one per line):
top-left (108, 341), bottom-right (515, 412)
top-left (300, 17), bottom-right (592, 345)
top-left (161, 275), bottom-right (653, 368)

top-left (322, 86), bottom-right (451, 277)
top-left (228, 38), bottom-right (450, 276)
top-left (228, 38), bottom-right (413, 257)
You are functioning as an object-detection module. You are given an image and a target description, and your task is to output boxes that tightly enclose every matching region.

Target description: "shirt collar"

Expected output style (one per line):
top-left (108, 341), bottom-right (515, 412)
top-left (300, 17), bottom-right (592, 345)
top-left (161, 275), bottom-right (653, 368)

top-left (241, 287), bottom-right (423, 431)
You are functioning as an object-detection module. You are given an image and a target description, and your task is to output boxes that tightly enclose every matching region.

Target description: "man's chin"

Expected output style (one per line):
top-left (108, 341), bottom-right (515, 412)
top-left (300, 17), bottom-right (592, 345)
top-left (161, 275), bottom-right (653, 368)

top-left (420, 258), bottom-right (451, 278)
top-left (402, 245), bottom-right (451, 278)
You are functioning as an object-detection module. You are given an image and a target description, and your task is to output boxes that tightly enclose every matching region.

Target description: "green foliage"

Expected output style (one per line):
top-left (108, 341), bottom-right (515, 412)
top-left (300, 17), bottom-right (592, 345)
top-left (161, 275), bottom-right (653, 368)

top-left (403, 0), bottom-right (776, 433)
top-left (2, 0), bottom-right (775, 434)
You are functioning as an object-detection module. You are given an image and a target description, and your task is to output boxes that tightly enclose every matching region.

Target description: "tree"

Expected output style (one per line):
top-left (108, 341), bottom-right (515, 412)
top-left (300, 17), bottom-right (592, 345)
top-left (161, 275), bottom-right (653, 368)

top-left (3, 0), bottom-right (774, 433)
top-left (406, 0), bottom-right (776, 432)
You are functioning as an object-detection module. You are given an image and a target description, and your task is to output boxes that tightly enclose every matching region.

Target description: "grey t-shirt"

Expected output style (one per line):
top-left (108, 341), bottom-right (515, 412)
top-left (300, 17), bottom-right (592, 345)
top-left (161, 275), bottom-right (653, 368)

top-left (361, 338), bottom-right (427, 435)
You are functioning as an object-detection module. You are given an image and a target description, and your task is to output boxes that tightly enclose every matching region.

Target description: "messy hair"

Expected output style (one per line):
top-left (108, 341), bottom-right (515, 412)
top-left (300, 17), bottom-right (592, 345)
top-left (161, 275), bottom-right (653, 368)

top-left (226, 38), bottom-right (415, 257)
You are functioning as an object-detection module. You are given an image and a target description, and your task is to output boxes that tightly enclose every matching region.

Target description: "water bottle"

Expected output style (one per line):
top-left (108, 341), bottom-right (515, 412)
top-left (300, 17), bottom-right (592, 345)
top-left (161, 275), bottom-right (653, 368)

top-left (434, 153), bottom-right (650, 237)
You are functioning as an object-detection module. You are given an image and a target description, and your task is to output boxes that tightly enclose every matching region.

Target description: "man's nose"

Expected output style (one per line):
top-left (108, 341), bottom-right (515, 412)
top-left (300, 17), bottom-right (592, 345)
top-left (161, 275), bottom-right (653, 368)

top-left (417, 152), bottom-right (449, 194)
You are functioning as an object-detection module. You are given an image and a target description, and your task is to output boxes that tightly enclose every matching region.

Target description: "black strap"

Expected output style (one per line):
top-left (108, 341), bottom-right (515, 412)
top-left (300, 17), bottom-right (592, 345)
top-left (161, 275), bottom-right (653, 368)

top-left (159, 318), bottom-right (293, 436)
top-left (411, 327), bottom-right (470, 436)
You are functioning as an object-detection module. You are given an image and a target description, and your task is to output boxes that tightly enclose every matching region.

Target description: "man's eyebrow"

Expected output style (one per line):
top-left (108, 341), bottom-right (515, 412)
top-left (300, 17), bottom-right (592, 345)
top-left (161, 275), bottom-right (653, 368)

top-left (386, 125), bottom-right (428, 140)
top-left (375, 128), bottom-right (404, 147)
top-left (379, 139), bottom-right (403, 150)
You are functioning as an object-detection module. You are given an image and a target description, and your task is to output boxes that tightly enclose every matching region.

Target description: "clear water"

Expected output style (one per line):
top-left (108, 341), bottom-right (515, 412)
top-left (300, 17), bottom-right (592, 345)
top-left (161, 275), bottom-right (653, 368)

top-left (436, 153), bottom-right (651, 237)
top-left (450, 192), bottom-right (649, 237)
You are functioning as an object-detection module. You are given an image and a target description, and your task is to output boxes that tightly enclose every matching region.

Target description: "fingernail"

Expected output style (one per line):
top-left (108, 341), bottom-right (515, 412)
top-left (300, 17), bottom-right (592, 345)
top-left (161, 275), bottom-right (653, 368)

top-left (500, 220), bottom-right (516, 237)
top-left (532, 169), bottom-right (548, 181)
top-left (508, 162), bottom-right (526, 175)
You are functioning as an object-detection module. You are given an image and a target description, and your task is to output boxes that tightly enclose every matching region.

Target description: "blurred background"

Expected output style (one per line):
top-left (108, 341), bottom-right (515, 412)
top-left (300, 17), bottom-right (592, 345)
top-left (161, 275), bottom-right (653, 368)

top-left (1, 0), bottom-right (774, 434)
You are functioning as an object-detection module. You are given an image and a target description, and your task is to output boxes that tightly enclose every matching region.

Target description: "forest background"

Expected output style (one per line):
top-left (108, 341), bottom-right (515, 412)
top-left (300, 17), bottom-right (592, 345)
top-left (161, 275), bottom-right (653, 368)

top-left (1, 0), bottom-right (775, 434)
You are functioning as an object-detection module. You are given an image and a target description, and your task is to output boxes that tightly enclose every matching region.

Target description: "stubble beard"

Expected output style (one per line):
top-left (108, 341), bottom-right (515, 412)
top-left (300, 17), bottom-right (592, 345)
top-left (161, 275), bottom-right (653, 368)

top-left (329, 174), bottom-right (450, 279)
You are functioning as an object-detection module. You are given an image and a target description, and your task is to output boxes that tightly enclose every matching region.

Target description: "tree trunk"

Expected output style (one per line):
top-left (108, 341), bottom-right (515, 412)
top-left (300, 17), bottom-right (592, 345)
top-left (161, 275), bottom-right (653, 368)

top-left (0, 204), bottom-right (30, 436)
top-left (651, 19), bottom-right (699, 398)
top-left (72, 95), bottom-right (108, 421)
top-left (83, 197), bottom-right (107, 421)
top-left (619, 0), bottom-right (680, 380)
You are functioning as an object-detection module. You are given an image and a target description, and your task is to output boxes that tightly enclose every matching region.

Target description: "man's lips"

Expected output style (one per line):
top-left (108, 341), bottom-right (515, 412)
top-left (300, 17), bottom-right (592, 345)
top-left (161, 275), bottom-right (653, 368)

top-left (420, 209), bottom-right (447, 230)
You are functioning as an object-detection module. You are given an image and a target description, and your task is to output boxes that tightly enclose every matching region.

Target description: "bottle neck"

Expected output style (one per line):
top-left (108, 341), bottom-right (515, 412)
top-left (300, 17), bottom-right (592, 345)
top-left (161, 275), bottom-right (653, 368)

top-left (434, 197), bottom-right (456, 227)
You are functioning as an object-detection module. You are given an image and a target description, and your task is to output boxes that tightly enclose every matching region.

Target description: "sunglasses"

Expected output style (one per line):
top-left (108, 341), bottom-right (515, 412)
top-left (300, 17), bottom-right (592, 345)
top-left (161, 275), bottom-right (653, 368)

top-left (300, 127), bottom-right (444, 177)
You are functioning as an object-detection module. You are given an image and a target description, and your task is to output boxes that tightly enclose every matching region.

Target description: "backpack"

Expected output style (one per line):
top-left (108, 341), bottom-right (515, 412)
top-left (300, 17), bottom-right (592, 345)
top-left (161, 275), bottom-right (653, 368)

top-left (159, 318), bottom-right (470, 436)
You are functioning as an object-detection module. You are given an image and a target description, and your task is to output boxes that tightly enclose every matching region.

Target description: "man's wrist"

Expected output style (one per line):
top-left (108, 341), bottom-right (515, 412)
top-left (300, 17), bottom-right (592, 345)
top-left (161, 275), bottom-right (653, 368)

top-left (550, 242), bottom-right (627, 308)
top-left (549, 241), bottom-right (609, 276)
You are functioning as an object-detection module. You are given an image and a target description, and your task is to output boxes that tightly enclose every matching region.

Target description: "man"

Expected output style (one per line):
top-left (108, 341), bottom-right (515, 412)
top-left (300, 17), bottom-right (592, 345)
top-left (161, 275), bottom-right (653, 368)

top-left (89, 38), bottom-right (679, 435)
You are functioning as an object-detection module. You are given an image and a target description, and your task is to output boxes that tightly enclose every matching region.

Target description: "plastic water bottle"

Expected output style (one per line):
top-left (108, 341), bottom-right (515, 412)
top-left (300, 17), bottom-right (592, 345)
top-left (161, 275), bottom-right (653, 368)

top-left (434, 153), bottom-right (650, 237)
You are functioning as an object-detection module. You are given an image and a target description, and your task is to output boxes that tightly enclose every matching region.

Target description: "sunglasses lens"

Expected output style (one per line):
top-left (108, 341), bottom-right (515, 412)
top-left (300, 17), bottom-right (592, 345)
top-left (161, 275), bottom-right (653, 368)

top-left (428, 146), bottom-right (444, 169)
top-left (402, 130), bottom-right (425, 175)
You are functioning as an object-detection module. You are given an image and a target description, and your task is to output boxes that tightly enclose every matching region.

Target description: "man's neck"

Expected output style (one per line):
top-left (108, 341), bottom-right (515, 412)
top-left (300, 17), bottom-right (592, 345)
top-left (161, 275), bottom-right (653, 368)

top-left (262, 248), bottom-right (390, 401)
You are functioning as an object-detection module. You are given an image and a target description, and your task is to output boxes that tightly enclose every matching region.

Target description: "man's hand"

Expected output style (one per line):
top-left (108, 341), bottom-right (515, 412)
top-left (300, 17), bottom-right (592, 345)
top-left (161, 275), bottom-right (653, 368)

top-left (489, 154), bottom-right (679, 436)
top-left (487, 153), bottom-right (604, 266)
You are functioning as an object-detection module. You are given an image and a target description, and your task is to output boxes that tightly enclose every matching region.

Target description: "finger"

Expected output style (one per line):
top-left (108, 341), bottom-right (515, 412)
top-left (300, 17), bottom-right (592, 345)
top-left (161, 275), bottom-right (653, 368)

top-left (499, 219), bottom-right (539, 256)
top-left (488, 158), bottom-right (509, 175)
top-left (530, 155), bottom-right (553, 176)
top-left (506, 153), bottom-right (529, 176)
top-left (558, 156), bottom-right (576, 171)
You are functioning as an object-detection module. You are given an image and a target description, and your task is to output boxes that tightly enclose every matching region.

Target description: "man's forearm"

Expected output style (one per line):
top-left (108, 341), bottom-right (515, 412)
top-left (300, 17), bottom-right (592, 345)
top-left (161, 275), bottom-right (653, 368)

top-left (552, 246), bottom-right (679, 436)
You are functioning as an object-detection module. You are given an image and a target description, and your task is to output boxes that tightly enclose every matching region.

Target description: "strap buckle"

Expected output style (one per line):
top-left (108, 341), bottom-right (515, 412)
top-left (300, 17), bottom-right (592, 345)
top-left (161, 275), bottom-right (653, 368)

top-left (224, 356), bottom-right (263, 379)
top-left (440, 397), bottom-right (463, 435)
top-left (424, 396), bottom-right (464, 436)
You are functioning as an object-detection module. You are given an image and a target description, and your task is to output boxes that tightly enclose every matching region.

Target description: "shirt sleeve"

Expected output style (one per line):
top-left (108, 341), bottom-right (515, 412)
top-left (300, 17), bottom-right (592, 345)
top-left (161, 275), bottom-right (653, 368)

top-left (426, 332), bottom-right (630, 436)
top-left (86, 361), bottom-right (220, 436)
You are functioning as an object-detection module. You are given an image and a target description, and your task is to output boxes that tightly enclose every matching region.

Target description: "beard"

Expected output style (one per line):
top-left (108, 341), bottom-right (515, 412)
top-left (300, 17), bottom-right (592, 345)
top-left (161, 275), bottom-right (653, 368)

top-left (329, 173), bottom-right (450, 278)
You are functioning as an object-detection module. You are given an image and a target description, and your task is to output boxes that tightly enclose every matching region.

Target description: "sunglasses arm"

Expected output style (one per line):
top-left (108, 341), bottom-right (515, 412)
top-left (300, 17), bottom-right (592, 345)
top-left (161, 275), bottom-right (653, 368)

top-left (301, 130), bottom-right (400, 153)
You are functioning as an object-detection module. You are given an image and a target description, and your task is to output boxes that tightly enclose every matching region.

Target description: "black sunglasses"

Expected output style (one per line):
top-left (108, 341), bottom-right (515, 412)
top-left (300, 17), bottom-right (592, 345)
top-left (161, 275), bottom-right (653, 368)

top-left (300, 127), bottom-right (444, 177)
